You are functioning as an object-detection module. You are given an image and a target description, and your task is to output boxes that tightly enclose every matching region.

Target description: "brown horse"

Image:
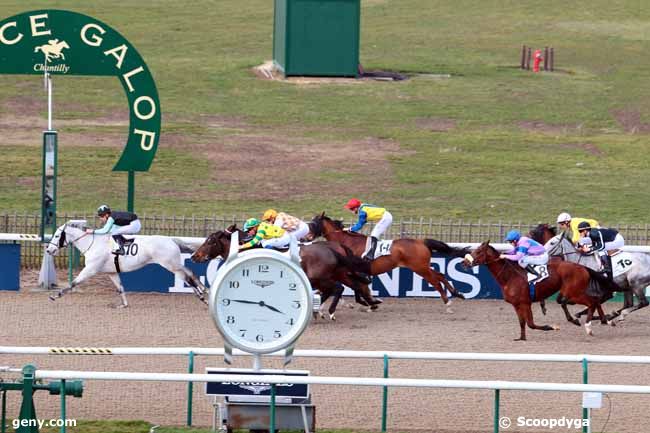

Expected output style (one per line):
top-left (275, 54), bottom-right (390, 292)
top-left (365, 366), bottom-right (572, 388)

top-left (463, 241), bottom-right (615, 340)
top-left (191, 225), bottom-right (380, 320)
top-left (310, 213), bottom-right (468, 310)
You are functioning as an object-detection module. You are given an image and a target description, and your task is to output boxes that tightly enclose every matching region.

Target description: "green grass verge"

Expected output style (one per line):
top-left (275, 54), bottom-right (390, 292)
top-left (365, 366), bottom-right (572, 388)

top-left (1, 1), bottom-right (649, 222)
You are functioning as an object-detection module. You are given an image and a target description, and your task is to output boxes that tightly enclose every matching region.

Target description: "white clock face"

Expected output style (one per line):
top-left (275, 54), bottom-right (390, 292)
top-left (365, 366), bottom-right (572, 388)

top-left (212, 254), bottom-right (311, 353)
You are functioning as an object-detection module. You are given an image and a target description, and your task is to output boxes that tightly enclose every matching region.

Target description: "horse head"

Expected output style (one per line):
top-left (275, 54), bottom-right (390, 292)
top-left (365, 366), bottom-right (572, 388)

top-left (463, 240), bottom-right (499, 267)
top-left (46, 224), bottom-right (67, 255)
top-left (191, 230), bottom-right (231, 263)
top-left (529, 223), bottom-right (557, 244)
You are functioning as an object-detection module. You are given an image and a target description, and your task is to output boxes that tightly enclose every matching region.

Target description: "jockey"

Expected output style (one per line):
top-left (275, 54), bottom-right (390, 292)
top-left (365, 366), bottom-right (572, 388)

top-left (499, 230), bottom-right (549, 281)
top-left (262, 209), bottom-right (311, 241)
top-left (240, 217), bottom-right (292, 250)
top-left (86, 205), bottom-right (141, 255)
top-left (556, 212), bottom-right (599, 247)
top-left (344, 198), bottom-right (393, 260)
top-left (577, 221), bottom-right (624, 280)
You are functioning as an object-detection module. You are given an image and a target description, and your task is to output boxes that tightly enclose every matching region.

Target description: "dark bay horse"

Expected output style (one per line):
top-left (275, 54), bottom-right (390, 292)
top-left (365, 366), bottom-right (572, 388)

top-left (191, 225), bottom-right (380, 320)
top-left (463, 241), bottom-right (615, 340)
top-left (530, 223), bottom-right (648, 320)
top-left (310, 213), bottom-right (468, 311)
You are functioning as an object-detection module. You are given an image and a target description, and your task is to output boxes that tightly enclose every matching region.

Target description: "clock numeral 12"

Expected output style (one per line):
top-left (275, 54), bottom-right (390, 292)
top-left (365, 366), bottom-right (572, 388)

top-left (258, 264), bottom-right (269, 273)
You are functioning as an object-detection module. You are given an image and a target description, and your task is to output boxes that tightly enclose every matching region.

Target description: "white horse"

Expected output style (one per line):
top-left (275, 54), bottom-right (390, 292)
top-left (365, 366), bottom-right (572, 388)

top-left (45, 221), bottom-right (208, 308)
top-left (543, 231), bottom-right (650, 319)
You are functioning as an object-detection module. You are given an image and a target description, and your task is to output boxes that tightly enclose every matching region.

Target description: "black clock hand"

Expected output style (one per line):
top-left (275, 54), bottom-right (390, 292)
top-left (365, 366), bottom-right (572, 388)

top-left (262, 303), bottom-right (284, 314)
top-left (232, 299), bottom-right (284, 314)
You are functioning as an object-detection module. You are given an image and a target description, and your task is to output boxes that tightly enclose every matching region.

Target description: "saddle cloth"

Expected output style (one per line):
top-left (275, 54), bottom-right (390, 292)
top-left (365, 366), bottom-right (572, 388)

top-left (368, 240), bottom-right (393, 259)
top-left (611, 251), bottom-right (634, 278)
top-left (527, 264), bottom-right (549, 283)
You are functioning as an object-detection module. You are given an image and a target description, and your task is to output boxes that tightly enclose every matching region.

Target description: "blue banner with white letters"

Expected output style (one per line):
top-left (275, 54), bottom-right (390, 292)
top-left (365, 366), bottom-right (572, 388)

top-left (117, 253), bottom-right (503, 299)
top-left (0, 243), bottom-right (20, 291)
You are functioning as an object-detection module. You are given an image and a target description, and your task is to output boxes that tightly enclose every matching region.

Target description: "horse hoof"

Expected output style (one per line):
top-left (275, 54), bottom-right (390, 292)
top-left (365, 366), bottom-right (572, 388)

top-left (48, 295), bottom-right (57, 302)
top-left (329, 314), bottom-right (336, 321)
top-left (445, 307), bottom-right (454, 314)
top-left (607, 320), bottom-right (616, 327)
top-left (347, 304), bottom-right (355, 309)
top-left (514, 338), bottom-right (526, 341)
top-left (572, 320), bottom-right (580, 327)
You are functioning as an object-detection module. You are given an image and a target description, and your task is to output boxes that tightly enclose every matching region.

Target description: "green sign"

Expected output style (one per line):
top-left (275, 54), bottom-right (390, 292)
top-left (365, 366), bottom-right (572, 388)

top-left (0, 9), bottom-right (160, 171)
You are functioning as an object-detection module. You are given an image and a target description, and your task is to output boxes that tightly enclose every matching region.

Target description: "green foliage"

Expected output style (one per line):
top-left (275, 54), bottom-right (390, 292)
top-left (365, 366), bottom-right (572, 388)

top-left (1, 0), bottom-right (649, 223)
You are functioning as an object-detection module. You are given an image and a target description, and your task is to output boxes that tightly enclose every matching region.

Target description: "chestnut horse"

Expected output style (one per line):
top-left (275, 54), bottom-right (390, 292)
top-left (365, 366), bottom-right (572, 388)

top-left (463, 241), bottom-right (615, 340)
top-left (310, 213), bottom-right (468, 310)
top-left (191, 225), bottom-right (380, 320)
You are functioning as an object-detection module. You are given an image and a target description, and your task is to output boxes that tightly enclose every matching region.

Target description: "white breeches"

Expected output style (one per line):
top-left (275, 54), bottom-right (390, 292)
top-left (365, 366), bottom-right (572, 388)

top-left (518, 252), bottom-right (549, 267)
top-left (111, 220), bottom-right (141, 236)
top-left (603, 234), bottom-right (625, 253)
top-left (261, 232), bottom-right (292, 249)
top-left (370, 211), bottom-right (393, 239)
top-left (290, 222), bottom-right (311, 241)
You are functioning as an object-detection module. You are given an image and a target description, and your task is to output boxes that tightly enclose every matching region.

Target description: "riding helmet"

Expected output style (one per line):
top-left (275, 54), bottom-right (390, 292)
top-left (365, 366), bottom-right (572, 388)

top-left (504, 230), bottom-right (521, 242)
top-left (344, 198), bottom-right (361, 210)
top-left (244, 218), bottom-right (261, 231)
top-left (577, 221), bottom-right (592, 231)
top-left (556, 212), bottom-right (571, 223)
top-left (262, 209), bottom-right (278, 222)
top-left (97, 204), bottom-right (111, 216)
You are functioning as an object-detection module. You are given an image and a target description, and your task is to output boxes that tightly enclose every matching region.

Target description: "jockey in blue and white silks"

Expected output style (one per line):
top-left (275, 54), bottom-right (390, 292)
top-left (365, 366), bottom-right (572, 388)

top-left (500, 230), bottom-right (549, 279)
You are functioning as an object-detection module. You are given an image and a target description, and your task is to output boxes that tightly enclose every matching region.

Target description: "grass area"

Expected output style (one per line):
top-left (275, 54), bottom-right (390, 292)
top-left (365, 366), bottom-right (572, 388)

top-left (1, 1), bottom-right (650, 223)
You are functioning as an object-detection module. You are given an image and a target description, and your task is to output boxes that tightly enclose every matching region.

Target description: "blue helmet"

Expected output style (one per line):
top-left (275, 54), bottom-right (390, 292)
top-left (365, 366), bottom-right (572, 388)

top-left (504, 230), bottom-right (521, 242)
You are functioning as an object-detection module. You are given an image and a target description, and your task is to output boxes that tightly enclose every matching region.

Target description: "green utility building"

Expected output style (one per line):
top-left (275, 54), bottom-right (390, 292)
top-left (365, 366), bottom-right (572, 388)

top-left (273, 0), bottom-right (360, 77)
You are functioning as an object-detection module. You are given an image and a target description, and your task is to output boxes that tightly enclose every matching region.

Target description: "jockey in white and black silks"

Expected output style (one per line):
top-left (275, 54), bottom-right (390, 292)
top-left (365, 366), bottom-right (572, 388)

top-left (344, 198), bottom-right (393, 260)
top-left (87, 205), bottom-right (141, 255)
top-left (577, 221), bottom-right (625, 280)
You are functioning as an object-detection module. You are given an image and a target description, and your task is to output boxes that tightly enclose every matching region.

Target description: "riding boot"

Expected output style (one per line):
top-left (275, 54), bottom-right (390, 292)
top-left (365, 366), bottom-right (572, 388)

top-left (362, 237), bottom-right (378, 261)
top-left (112, 235), bottom-right (126, 255)
top-left (525, 264), bottom-right (541, 281)
top-left (601, 254), bottom-right (613, 283)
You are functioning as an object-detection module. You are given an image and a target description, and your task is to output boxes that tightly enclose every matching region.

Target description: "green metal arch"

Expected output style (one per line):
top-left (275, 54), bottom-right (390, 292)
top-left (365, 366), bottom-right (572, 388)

top-left (0, 9), bottom-right (161, 171)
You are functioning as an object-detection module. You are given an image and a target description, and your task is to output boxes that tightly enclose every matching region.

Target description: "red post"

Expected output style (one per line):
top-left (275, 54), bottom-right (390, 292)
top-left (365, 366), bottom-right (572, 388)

top-left (533, 49), bottom-right (543, 72)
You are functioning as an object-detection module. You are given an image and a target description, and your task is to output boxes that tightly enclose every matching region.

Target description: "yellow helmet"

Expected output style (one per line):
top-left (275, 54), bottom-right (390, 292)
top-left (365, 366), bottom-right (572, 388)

top-left (262, 208), bottom-right (278, 222)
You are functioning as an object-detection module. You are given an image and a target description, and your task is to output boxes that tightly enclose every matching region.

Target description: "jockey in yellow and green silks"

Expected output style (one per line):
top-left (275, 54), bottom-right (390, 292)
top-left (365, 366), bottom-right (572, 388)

top-left (240, 218), bottom-right (292, 250)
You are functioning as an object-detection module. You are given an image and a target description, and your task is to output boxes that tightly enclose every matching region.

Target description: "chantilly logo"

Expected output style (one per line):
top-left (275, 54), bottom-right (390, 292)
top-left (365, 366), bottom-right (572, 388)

top-left (34, 38), bottom-right (70, 73)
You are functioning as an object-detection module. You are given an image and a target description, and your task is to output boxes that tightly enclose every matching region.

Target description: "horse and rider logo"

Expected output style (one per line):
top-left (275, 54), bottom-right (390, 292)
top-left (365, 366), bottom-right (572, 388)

top-left (34, 39), bottom-right (70, 63)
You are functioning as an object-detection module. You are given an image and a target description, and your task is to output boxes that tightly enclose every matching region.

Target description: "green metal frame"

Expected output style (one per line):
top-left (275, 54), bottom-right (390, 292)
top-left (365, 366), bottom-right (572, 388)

top-left (40, 132), bottom-right (58, 242)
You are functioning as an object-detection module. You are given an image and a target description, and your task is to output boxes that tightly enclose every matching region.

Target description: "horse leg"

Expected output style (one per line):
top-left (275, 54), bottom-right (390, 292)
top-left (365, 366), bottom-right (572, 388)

top-left (596, 304), bottom-right (614, 326)
top-left (513, 304), bottom-right (527, 341)
top-left (182, 268), bottom-right (208, 304)
top-left (49, 265), bottom-right (98, 301)
top-left (419, 269), bottom-right (454, 312)
top-left (584, 305), bottom-right (595, 336)
top-left (107, 273), bottom-right (129, 308)
top-left (522, 303), bottom-right (557, 332)
top-left (540, 299), bottom-right (547, 315)
top-left (327, 283), bottom-right (345, 320)
top-left (558, 297), bottom-right (581, 327)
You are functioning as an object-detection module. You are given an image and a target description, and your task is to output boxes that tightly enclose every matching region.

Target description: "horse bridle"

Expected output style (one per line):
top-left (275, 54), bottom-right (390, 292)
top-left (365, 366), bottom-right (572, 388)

top-left (48, 224), bottom-right (94, 254)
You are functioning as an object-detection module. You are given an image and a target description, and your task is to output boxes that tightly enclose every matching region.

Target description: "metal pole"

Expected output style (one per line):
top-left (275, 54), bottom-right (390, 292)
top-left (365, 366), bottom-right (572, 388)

top-left (186, 351), bottom-right (194, 426)
top-left (68, 244), bottom-right (73, 286)
top-left (493, 389), bottom-right (500, 433)
top-left (381, 354), bottom-right (389, 432)
top-left (60, 379), bottom-right (66, 433)
top-left (127, 171), bottom-right (135, 212)
top-left (582, 358), bottom-right (588, 433)
top-left (1, 390), bottom-right (6, 433)
top-left (269, 384), bottom-right (276, 433)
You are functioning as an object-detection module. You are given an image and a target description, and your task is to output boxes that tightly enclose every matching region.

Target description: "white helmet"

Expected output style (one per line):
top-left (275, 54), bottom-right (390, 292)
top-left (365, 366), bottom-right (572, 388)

top-left (556, 212), bottom-right (571, 223)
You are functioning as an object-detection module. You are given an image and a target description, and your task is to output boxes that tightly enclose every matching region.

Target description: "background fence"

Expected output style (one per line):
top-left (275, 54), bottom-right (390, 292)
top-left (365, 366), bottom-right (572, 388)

top-left (3, 212), bottom-right (650, 268)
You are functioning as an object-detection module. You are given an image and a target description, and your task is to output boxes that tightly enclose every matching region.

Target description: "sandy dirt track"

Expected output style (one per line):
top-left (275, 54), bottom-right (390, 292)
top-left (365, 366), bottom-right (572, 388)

top-left (1, 280), bottom-right (649, 433)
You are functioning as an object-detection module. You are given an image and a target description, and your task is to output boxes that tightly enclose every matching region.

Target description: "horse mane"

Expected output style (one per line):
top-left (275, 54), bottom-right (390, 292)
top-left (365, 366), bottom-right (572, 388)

top-left (529, 223), bottom-right (556, 243)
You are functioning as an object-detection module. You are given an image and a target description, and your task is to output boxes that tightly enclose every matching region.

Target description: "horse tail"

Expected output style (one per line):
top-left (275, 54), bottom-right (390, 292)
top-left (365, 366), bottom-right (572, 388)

top-left (331, 247), bottom-right (371, 284)
top-left (424, 239), bottom-right (468, 258)
top-left (171, 238), bottom-right (201, 254)
top-left (585, 267), bottom-right (626, 295)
